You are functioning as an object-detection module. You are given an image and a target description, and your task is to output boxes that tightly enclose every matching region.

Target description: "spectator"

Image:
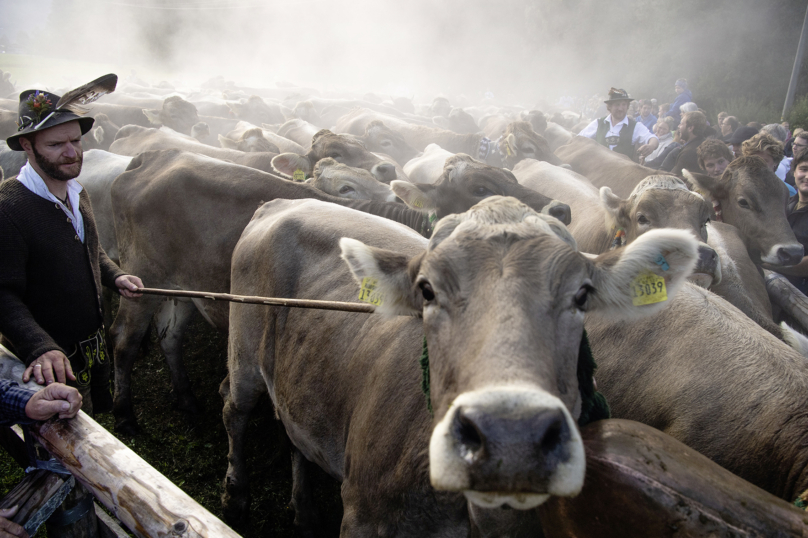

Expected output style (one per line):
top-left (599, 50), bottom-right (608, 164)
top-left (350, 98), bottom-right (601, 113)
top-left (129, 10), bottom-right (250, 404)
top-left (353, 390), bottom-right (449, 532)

top-left (721, 116), bottom-right (741, 141)
top-left (649, 127), bottom-right (683, 170)
top-left (741, 132), bottom-right (796, 196)
top-left (578, 87), bottom-right (659, 161)
top-left (680, 102), bottom-right (698, 114)
top-left (658, 103), bottom-right (670, 119)
top-left (726, 125), bottom-right (759, 158)
top-left (762, 124), bottom-right (792, 180)
top-left (717, 111), bottom-right (729, 130)
top-left (668, 111), bottom-right (709, 176)
top-left (747, 121), bottom-right (763, 130)
top-left (785, 130), bottom-right (808, 185)
top-left (0, 380), bottom-right (82, 538)
top-left (645, 119), bottom-right (676, 163)
top-left (665, 78), bottom-right (693, 124)
top-left (635, 99), bottom-right (657, 130)
top-left (768, 146), bottom-right (808, 294)
top-left (697, 139), bottom-right (734, 178)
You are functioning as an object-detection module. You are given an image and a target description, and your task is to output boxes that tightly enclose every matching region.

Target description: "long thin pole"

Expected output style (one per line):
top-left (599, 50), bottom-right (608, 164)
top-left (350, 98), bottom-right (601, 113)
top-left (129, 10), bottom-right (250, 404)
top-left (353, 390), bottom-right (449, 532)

top-left (136, 287), bottom-right (377, 313)
top-left (783, 3), bottom-right (808, 120)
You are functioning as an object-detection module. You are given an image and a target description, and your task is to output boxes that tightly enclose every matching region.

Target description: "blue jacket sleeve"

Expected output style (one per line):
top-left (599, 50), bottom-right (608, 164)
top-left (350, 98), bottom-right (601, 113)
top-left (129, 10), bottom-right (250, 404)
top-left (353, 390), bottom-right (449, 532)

top-left (0, 379), bottom-right (36, 426)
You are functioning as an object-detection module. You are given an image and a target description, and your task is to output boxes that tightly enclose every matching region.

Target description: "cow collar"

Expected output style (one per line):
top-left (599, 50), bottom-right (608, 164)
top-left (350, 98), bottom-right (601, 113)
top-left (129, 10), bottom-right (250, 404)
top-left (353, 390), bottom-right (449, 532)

top-left (712, 200), bottom-right (723, 222)
top-left (418, 331), bottom-right (610, 426)
top-left (477, 136), bottom-right (495, 162)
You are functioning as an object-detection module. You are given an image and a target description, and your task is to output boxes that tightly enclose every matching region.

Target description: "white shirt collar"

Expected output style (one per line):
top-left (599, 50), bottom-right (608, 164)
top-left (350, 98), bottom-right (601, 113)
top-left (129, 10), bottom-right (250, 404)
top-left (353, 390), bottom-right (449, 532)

top-left (16, 162), bottom-right (85, 242)
top-left (608, 114), bottom-right (629, 128)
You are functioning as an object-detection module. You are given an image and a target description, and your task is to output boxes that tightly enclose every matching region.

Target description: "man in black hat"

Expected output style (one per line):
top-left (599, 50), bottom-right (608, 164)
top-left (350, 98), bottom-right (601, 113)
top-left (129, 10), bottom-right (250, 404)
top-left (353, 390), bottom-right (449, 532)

top-left (0, 86), bottom-right (143, 414)
top-left (726, 125), bottom-right (759, 159)
top-left (578, 88), bottom-right (659, 162)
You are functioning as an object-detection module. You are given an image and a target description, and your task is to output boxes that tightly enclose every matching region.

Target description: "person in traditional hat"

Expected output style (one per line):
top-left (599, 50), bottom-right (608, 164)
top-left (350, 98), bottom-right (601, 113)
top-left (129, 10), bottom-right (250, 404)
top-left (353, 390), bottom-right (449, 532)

top-left (578, 88), bottom-right (659, 162)
top-left (0, 79), bottom-right (143, 414)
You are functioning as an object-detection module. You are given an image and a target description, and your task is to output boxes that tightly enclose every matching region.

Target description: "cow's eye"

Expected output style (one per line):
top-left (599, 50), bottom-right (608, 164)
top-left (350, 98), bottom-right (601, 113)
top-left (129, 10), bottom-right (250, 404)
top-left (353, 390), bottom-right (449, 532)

top-left (339, 185), bottom-right (355, 195)
top-left (574, 285), bottom-right (591, 309)
top-left (637, 214), bottom-right (650, 225)
top-left (329, 153), bottom-right (342, 160)
top-left (419, 281), bottom-right (435, 302)
top-left (738, 198), bottom-right (750, 209)
top-left (381, 139), bottom-right (392, 147)
top-left (473, 186), bottom-right (494, 197)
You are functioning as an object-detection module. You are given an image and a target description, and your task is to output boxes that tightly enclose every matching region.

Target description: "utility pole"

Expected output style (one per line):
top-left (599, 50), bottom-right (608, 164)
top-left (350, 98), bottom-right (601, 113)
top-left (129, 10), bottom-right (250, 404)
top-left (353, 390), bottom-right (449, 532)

top-left (783, 3), bottom-right (808, 120)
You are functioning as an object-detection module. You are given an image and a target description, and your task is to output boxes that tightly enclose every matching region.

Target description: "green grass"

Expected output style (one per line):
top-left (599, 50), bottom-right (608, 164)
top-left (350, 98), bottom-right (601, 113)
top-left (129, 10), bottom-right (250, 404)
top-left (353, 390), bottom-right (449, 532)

top-left (1, 304), bottom-right (343, 537)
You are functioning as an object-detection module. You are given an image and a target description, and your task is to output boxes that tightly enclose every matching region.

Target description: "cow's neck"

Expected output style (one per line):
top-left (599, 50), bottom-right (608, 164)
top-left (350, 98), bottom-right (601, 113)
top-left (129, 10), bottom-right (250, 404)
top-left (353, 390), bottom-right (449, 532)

top-left (474, 134), bottom-right (504, 167)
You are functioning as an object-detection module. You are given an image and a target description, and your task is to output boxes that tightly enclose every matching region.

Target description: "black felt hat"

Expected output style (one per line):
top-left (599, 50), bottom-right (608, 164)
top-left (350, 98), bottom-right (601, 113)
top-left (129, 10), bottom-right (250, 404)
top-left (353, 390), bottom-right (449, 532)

top-left (604, 87), bottom-right (634, 104)
top-left (6, 74), bottom-right (117, 151)
top-left (726, 125), bottom-right (759, 146)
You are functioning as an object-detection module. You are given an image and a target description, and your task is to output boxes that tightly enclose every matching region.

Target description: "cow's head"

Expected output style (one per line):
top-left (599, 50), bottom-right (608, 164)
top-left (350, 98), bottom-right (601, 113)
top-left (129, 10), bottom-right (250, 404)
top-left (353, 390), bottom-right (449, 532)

top-left (360, 120), bottom-right (418, 165)
top-left (601, 175), bottom-right (720, 288)
top-left (433, 108), bottom-right (480, 135)
top-left (191, 122), bottom-right (210, 143)
top-left (271, 129), bottom-right (398, 183)
top-left (228, 95), bottom-right (280, 125)
top-left (499, 121), bottom-right (563, 169)
top-left (306, 158), bottom-right (395, 202)
top-left (293, 101), bottom-right (320, 125)
top-left (391, 154), bottom-right (572, 225)
top-left (340, 196), bottom-right (698, 509)
top-left (151, 96), bottom-right (199, 136)
top-left (684, 157), bottom-right (803, 266)
top-left (218, 128), bottom-right (280, 153)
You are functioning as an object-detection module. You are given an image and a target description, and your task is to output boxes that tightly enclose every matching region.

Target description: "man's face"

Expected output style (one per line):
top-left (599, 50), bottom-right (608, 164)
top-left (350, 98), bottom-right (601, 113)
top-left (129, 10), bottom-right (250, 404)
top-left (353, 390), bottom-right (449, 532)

top-left (793, 136), bottom-right (808, 155)
top-left (721, 120), bottom-right (733, 136)
top-left (640, 104), bottom-right (652, 117)
top-left (609, 100), bottom-right (629, 122)
top-left (22, 121), bottom-right (83, 181)
top-left (657, 122), bottom-right (670, 137)
top-left (702, 155), bottom-right (729, 178)
top-left (675, 85), bottom-right (685, 94)
top-left (795, 161), bottom-right (808, 199)
top-left (678, 117), bottom-right (692, 143)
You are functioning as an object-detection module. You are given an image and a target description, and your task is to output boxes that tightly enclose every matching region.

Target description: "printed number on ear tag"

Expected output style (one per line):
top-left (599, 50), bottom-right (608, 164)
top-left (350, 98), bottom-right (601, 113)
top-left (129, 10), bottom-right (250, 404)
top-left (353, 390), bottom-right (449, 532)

top-left (631, 272), bottom-right (667, 306)
top-left (292, 169), bottom-right (306, 181)
top-left (358, 277), bottom-right (384, 306)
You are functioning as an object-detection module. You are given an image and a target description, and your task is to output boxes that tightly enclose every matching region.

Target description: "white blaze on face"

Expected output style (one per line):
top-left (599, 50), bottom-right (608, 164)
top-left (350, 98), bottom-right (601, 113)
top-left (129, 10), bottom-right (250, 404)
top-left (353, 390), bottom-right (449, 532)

top-left (428, 385), bottom-right (585, 510)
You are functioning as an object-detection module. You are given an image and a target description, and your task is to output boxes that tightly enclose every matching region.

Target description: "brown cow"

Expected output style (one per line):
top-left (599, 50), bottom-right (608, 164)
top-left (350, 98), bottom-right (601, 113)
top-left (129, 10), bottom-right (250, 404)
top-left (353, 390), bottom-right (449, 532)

top-left (143, 95), bottom-right (200, 135)
top-left (110, 150), bottom-right (567, 433)
top-left (220, 121), bottom-right (306, 154)
top-left (217, 126), bottom-right (280, 153)
top-left (306, 158), bottom-right (395, 201)
top-left (222, 196), bottom-right (698, 533)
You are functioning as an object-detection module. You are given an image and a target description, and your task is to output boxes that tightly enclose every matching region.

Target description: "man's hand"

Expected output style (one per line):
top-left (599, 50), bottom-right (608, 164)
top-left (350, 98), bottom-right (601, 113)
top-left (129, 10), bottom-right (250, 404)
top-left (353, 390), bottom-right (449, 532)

top-left (115, 275), bottom-right (144, 298)
top-left (637, 143), bottom-right (654, 158)
top-left (25, 383), bottom-right (82, 421)
top-left (0, 506), bottom-right (27, 538)
top-left (22, 350), bottom-right (75, 385)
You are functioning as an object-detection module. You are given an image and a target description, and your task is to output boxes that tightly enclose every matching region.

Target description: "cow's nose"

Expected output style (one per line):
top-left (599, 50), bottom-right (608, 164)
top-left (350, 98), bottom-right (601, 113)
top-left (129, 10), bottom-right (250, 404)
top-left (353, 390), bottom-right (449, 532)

top-left (373, 162), bottom-right (397, 184)
top-left (451, 405), bottom-right (570, 490)
top-left (547, 202), bottom-right (572, 225)
top-left (778, 244), bottom-right (805, 266)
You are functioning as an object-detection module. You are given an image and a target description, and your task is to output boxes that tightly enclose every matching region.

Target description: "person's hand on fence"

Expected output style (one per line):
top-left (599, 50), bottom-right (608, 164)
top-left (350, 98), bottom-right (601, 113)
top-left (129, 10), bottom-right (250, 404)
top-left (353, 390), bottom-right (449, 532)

top-left (0, 506), bottom-right (28, 538)
top-left (25, 383), bottom-right (82, 421)
top-left (115, 274), bottom-right (143, 298)
top-left (22, 350), bottom-right (75, 385)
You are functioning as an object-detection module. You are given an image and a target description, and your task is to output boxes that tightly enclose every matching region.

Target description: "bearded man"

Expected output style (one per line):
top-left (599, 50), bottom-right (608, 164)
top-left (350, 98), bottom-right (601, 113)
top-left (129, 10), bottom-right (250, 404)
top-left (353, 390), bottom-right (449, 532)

top-left (0, 85), bottom-right (142, 414)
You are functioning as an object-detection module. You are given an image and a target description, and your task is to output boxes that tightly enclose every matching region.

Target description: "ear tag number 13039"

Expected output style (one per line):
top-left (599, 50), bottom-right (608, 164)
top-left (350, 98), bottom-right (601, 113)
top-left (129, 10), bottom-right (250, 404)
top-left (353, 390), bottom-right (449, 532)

top-left (358, 277), bottom-right (384, 306)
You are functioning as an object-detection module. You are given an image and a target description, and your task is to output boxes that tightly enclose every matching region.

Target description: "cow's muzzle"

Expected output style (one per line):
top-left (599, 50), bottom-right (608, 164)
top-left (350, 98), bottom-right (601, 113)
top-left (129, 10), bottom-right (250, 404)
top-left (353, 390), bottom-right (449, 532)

top-left (762, 243), bottom-right (805, 267)
top-left (689, 242), bottom-right (722, 289)
top-left (429, 386), bottom-right (585, 510)
top-left (371, 162), bottom-right (397, 184)
top-left (543, 200), bottom-right (572, 226)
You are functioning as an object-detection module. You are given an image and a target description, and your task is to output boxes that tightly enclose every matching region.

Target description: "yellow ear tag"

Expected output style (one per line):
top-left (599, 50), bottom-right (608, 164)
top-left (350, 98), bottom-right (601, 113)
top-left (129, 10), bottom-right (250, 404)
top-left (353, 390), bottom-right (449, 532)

top-left (630, 272), bottom-right (667, 306)
top-left (358, 277), bottom-right (384, 306)
top-left (292, 169), bottom-right (306, 181)
top-left (505, 143), bottom-right (513, 157)
top-left (411, 198), bottom-right (425, 209)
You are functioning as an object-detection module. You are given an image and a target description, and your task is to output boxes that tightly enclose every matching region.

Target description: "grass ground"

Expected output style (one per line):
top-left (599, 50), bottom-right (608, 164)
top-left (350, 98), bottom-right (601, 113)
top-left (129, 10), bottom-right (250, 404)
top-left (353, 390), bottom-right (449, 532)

top-left (1, 303), bottom-right (343, 537)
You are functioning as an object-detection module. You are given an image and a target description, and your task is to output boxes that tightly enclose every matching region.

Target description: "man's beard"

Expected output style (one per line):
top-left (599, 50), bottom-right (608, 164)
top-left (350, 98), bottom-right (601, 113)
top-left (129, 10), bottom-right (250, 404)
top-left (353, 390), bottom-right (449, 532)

top-left (31, 145), bottom-right (82, 182)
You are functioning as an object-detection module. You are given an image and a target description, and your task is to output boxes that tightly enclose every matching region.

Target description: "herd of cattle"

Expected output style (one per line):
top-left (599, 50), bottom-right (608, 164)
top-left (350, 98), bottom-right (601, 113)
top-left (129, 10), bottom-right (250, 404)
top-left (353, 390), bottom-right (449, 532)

top-left (2, 77), bottom-right (808, 535)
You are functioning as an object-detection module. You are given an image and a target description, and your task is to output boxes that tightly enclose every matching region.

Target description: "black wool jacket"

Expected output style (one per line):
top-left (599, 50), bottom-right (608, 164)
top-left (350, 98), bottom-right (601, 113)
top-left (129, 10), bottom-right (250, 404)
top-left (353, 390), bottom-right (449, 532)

top-left (0, 179), bottom-right (126, 365)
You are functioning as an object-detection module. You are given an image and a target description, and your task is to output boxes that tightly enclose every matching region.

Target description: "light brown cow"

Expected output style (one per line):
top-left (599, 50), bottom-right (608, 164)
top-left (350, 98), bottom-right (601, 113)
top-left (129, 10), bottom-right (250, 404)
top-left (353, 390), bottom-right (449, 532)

top-left (306, 158), bottom-right (395, 201)
top-left (222, 196), bottom-right (698, 534)
top-left (143, 95), bottom-right (200, 135)
top-left (555, 136), bottom-right (661, 198)
top-left (220, 121), bottom-right (306, 154)
top-left (217, 126), bottom-right (281, 153)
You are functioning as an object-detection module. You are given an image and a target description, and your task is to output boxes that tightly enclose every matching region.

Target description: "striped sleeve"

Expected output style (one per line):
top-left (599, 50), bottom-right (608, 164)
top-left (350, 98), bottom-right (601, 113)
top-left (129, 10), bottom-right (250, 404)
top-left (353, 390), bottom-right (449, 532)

top-left (0, 379), bottom-right (36, 426)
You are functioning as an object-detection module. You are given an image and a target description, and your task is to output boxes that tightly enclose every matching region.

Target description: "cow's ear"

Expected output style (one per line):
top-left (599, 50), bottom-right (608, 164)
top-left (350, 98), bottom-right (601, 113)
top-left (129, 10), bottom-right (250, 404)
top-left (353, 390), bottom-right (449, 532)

top-left (599, 186), bottom-right (627, 229)
top-left (588, 228), bottom-right (698, 320)
top-left (271, 153), bottom-right (312, 179)
top-left (340, 238), bottom-right (423, 316)
top-left (218, 134), bottom-right (240, 150)
top-left (142, 109), bottom-right (161, 125)
top-left (391, 180), bottom-right (437, 212)
top-left (683, 169), bottom-right (727, 200)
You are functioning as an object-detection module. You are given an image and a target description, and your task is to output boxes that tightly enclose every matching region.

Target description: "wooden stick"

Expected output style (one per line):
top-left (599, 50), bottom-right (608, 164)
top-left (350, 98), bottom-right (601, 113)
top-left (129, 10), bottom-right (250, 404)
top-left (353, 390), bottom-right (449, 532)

top-left (764, 270), bottom-right (808, 333)
top-left (135, 287), bottom-right (377, 313)
top-left (30, 412), bottom-right (242, 538)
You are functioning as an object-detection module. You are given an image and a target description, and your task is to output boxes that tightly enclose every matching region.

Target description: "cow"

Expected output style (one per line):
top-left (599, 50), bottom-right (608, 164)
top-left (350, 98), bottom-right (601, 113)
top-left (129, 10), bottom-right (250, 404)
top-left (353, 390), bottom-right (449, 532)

top-left (353, 120), bottom-right (419, 166)
top-left (0, 141), bottom-right (27, 179)
top-left (143, 95), bottom-right (200, 135)
top-left (109, 150), bottom-right (569, 433)
top-left (220, 121), bottom-right (306, 155)
top-left (221, 196), bottom-right (698, 534)
top-left (275, 119), bottom-right (319, 150)
top-left (217, 126), bottom-right (281, 154)
top-left (270, 129), bottom-right (401, 183)
top-left (431, 107), bottom-right (480, 134)
top-left (306, 158), bottom-right (396, 201)
top-left (588, 281), bottom-right (808, 504)
top-left (226, 95), bottom-right (288, 125)
top-left (81, 113), bottom-right (121, 152)
top-left (109, 125), bottom-right (278, 173)
top-left (403, 143), bottom-right (454, 184)
top-left (554, 136), bottom-right (660, 198)
top-left (85, 102), bottom-right (152, 130)
top-left (393, 154), bottom-right (571, 225)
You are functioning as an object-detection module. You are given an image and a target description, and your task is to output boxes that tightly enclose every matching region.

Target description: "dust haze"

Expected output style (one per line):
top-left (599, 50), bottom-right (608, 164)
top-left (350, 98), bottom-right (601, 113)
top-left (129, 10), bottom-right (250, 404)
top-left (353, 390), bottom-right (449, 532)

top-left (1, 0), bottom-right (806, 107)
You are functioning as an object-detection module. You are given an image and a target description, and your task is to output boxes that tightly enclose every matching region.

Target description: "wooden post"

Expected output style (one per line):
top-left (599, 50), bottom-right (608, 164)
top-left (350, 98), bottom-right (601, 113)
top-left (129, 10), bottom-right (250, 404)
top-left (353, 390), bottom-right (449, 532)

top-left (29, 412), bottom-right (241, 538)
top-left (765, 270), bottom-right (808, 334)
